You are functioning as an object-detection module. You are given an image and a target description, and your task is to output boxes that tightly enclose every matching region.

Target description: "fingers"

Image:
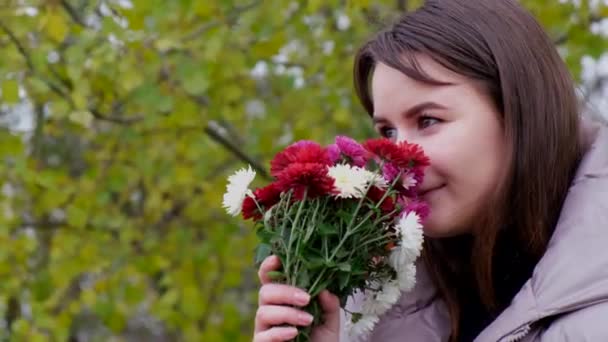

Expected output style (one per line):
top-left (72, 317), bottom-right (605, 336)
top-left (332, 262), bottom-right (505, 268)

top-left (318, 290), bottom-right (340, 314)
top-left (258, 283), bottom-right (310, 306)
top-left (255, 305), bottom-right (314, 331)
top-left (317, 290), bottom-right (341, 333)
top-left (258, 255), bottom-right (281, 284)
top-left (254, 257), bottom-right (341, 341)
top-left (253, 326), bottom-right (299, 342)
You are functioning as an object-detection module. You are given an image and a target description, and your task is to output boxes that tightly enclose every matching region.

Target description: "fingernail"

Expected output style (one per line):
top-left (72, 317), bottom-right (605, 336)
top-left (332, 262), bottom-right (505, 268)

top-left (294, 292), bottom-right (310, 305)
top-left (283, 327), bottom-right (299, 338)
top-left (298, 312), bottom-right (314, 324)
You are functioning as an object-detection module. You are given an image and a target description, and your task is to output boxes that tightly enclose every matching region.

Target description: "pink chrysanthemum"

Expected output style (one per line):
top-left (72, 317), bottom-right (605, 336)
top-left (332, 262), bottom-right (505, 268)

top-left (382, 163), bottom-right (400, 184)
top-left (327, 144), bottom-right (341, 164)
top-left (335, 136), bottom-right (370, 167)
top-left (397, 197), bottom-right (430, 222)
top-left (383, 163), bottom-right (425, 195)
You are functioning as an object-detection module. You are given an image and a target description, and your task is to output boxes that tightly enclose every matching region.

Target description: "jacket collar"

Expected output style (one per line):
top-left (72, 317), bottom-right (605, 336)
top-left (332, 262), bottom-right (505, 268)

top-left (475, 118), bottom-right (608, 341)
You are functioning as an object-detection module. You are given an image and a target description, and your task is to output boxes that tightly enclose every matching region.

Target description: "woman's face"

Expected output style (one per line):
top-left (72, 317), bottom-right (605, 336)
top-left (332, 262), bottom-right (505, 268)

top-left (371, 56), bottom-right (508, 238)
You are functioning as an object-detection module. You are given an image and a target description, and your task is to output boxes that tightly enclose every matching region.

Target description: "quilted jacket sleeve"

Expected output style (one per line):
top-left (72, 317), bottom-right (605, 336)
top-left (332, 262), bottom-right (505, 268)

top-left (539, 302), bottom-right (608, 342)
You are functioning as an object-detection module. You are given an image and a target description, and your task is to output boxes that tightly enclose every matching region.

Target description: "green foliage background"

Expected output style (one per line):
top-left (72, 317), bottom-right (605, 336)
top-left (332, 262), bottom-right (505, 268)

top-left (0, 0), bottom-right (605, 341)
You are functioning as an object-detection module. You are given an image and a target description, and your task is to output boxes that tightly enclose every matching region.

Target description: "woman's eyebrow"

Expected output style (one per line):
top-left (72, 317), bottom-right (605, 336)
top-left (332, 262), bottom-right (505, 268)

top-left (373, 101), bottom-right (448, 124)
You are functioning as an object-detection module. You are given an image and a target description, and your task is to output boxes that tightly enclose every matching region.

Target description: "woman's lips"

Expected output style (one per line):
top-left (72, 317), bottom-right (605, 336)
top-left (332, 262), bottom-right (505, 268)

top-left (419, 185), bottom-right (444, 197)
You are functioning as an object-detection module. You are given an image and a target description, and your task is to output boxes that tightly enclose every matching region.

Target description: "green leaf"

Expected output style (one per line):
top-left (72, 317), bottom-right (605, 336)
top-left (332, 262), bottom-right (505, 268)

top-left (32, 271), bottom-right (53, 301)
top-left (176, 59), bottom-right (210, 95)
top-left (267, 270), bottom-right (286, 282)
top-left (295, 268), bottom-right (310, 288)
top-left (66, 205), bottom-right (88, 227)
top-left (338, 271), bottom-right (350, 290)
top-left (256, 226), bottom-right (277, 244)
top-left (254, 243), bottom-right (272, 265)
top-left (303, 255), bottom-right (326, 270)
top-left (309, 277), bottom-right (332, 297)
top-left (45, 10), bottom-right (69, 42)
top-left (251, 32), bottom-right (286, 58)
top-left (337, 262), bottom-right (351, 272)
top-left (319, 222), bottom-right (338, 235)
top-left (68, 110), bottom-right (94, 127)
top-left (1, 79), bottom-right (19, 103)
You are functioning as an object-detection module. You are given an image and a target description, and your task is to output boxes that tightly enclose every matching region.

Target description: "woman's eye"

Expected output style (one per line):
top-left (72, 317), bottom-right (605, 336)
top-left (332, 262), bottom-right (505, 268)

top-left (379, 127), bottom-right (397, 139)
top-left (418, 115), bottom-right (441, 129)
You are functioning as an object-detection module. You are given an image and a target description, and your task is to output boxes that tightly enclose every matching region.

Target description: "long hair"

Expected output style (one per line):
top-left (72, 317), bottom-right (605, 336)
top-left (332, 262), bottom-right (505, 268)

top-left (353, 1), bottom-right (582, 340)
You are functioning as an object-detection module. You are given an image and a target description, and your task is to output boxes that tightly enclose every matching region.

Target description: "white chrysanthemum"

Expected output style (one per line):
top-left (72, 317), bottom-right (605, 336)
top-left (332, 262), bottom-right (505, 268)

top-left (328, 164), bottom-right (369, 198)
top-left (347, 314), bottom-right (379, 339)
top-left (376, 280), bottom-right (401, 305)
top-left (222, 166), bottom-right (256, 216)
top-left (361, 292), bottom-right (391, 316)
top-left (396, 262), bottom-right (417, 291)
top-left (263, 206), bottom-right (274, 224)
top-left (389, 212), bottom-right (424, 269)
top-left (361, 280), bottom-right (401, 316)
top-left (361, 169), bottom-right (388, 189)
top-left (402, 172), bottom-right (418, 190)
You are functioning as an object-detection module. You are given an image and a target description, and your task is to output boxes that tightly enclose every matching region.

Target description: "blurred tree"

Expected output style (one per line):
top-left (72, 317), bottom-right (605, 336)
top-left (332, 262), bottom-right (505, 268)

top-left (0, 0), bottom-right (605, 341)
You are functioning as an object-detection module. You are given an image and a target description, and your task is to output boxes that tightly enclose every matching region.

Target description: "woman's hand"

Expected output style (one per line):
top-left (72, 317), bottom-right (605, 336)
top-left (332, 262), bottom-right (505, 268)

top-left (253, 255), bottom-right (341, 342)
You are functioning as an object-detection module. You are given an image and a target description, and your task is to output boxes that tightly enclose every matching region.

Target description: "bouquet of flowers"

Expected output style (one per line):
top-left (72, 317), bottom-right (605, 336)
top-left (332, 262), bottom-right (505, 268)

top-left (222, 136), bottom-right (429, 341)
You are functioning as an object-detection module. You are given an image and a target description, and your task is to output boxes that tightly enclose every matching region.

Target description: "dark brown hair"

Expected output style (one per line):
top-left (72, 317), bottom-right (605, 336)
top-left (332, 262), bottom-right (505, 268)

top-left (353, 1), bottom-right (582, 340)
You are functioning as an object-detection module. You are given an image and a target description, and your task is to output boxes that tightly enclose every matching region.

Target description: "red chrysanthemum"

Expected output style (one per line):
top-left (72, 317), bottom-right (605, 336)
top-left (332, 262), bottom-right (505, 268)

top-left (402, 143), bottom-right (430, 167)
top-left (363, 138), bottom-right (430, 169)
top-left (256, 182), bottom-right (282, 206)
top-left (241, 196), bottom-right (261, 220)
top-left (366, 186), bottom-right (396, 214)
top-left (276, 163), bottom-right (335, 200)
top-left (270, 141), bottom-right (331, 177)
top-left (242, 183), bottom-right (282, 220)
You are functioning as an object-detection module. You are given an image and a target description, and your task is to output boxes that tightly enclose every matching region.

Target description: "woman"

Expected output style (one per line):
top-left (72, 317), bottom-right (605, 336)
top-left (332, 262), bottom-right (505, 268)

top-left (253, 1), bottom-right (608, 341)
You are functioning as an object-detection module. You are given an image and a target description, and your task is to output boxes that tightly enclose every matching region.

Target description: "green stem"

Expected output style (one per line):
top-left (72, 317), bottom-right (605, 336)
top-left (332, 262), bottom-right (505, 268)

top-left (349, 211), bottom-right (376, 234)
top-left (372, 207), bottom-right (402, 226)
top-left (327, 209), bottom-right (375, 262)
top-left (278, 191), bottom-right (293, 246)
top-left (358, 234), bottom-right (392, 249)
top-left (292, 198), bottom-right (324, 282)
top-left (285, 189), bottom-right (308, 285)
top-left (308, 268), bottom-right (337, 297)
top-left (374, 170), bottom-right (403, 210)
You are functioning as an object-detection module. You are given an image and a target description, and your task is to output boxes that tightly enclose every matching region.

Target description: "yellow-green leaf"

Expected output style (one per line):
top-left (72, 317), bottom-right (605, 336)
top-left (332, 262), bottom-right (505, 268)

top-left (45, 11), bottom-right (69, 42)
top-left (1, 79), bottom-right (19, 103)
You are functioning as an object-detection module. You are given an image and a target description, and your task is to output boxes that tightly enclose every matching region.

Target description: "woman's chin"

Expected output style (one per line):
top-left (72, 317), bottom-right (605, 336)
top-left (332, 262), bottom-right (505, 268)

top-left (421, 218), bottom-right (467, 238)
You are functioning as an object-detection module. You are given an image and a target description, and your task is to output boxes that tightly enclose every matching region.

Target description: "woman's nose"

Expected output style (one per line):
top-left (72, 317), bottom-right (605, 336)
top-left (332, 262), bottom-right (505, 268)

top-left (397, 130), bottom-right (414, 144)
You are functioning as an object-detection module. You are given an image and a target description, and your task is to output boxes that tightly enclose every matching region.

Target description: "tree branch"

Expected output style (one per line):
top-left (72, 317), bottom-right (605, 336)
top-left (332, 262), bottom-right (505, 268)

top-left (553, 13), bottom-right (604, 45)
top-left (89, 107), bottom-right (144, 124)
top-left (141, 107), bottom-right (269, 178)
top-left (150, 199), bottom-right (188, 232)
top-left (197, 255), bottom-right (225, 332)
top-left (0, 21), bottom-right (34, 70)
top-left (2, 20), bottom-right (142, 126)
top-left (182, 0), bottom-right (263, 42)
top-left (60, 0), bottom-right (90, 28)
top-left (0, 22), bottom-right (74, 102)
top-left (205, 122), bottom-right (270, 180)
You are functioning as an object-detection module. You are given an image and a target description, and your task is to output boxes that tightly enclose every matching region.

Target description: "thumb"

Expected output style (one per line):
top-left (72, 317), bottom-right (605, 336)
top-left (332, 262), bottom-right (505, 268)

top-left (318, 290), bottom-right (340, 332)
